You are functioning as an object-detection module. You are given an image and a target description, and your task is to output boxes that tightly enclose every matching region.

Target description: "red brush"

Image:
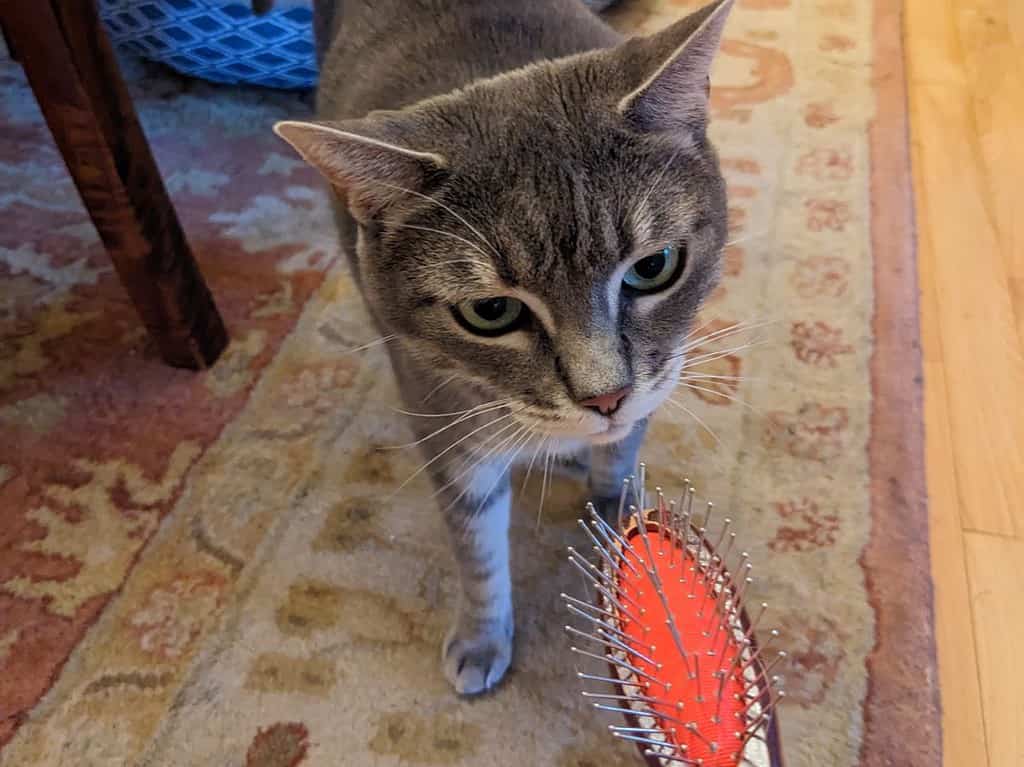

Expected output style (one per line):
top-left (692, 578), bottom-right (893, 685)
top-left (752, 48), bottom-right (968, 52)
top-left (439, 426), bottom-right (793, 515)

top-left (564, 465), bottom-right (785, 766)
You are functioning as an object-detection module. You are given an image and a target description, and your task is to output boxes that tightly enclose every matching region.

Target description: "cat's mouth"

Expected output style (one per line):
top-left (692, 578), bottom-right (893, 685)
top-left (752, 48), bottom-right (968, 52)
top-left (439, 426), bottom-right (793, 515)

top-left (517, 362), bottom-right (681, 445)
top-left (517, 410), bottom-right (637, 444)
top-left (584, 361), bottom-right (682, 444)
top-left (590, 420), bottom-right (637, 445)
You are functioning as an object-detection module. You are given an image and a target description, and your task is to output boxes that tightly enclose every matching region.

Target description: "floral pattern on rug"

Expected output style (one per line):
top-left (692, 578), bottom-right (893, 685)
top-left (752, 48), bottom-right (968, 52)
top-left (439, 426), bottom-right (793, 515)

top-left (0, 41), bottom-right (325, 747)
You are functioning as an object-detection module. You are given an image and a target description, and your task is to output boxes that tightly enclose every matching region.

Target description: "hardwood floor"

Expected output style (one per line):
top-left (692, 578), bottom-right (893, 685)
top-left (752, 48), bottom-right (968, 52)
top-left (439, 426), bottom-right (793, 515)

top-left (906, 1), bottom-right (1024, 765)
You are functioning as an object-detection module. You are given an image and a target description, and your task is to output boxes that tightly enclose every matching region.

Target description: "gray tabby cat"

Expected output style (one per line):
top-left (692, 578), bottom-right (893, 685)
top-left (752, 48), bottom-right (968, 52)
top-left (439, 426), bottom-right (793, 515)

top-left (274, 0), bottom-right (733, 696)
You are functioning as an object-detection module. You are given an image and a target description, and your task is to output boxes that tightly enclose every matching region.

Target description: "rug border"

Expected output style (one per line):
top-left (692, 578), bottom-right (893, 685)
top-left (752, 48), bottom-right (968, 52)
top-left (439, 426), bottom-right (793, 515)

top-left (861, 0), bottom-right (942, 764)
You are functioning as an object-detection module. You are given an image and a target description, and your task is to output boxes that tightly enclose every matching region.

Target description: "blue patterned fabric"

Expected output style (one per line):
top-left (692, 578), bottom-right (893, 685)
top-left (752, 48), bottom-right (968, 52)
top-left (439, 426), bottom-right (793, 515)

top-left (99, 1), bottom-right (317, 90)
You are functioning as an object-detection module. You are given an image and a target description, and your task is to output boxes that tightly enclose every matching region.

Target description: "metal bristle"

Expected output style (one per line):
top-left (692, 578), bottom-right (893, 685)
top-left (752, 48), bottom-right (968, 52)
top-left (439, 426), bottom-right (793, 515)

top-left (617, 478), bottom-right (631, 531)
top-left (564, 468), bottom-right (785, 767)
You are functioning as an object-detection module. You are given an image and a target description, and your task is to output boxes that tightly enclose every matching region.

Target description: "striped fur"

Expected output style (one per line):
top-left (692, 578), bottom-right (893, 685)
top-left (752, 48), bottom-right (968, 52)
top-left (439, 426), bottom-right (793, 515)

top-left (275, 0), bottom-right (733, 695)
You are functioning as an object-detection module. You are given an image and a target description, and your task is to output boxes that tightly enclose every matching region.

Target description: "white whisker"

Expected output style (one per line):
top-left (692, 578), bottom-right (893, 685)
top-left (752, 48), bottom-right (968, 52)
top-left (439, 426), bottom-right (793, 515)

top-left (674, 338), bottom-right (768, 366)
top-left (421, 373), bottom-right (460, 403)
top-left (382, 401), bottom-right (512, 449)
top-left (385, 222), bottom-right (494, 265)
top-left (388, 408), bottom-right (524, 498)
top-left (634, 146), bottom-right (684, 222)
top-left (680, 347), bottom-right (763, 371)
top-left (440, 423), bottom-right (530, 511)
top-left (682, 316), bottom-right (718, 343)
top-left (535, 440), bottom-right (554, 531)
top-left (376, 180), bottom-right (501, 258)
top-left (724, 231), bottom-right (768, 248)
top-left (433, 419), bottom-right (529, 501)
top-left (342, 334), bottom-right (397, 355)
top-left (684, 318), bottom-right (774, 348)
top-left (677, 318), bottom-right (778, 356)
top-left (429, 258), bottom-right (496, 270)
top-left (390, 397), bottom-right (510, 420)
top-left (474, 426), bottom-right (536, 515)
top-left (519, 431), bottom-right (548, 496)
top-left (676, 382), bottom-right (762, 414)
top-left (680, 372), bottom-right (752, 383)
top-left (665, 397), bottom-right (723, 447)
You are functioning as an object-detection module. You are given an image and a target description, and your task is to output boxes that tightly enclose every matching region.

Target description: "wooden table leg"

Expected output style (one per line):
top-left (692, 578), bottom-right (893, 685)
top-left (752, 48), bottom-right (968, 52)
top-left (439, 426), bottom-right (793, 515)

top-left (0, 1), bottom-right (228, 369)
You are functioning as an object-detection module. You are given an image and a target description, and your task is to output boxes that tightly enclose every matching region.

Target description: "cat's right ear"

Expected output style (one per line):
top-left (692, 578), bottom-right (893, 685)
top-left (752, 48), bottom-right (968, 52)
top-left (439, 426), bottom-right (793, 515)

top-left (615, 0), bottom-right (733, 135)
top-left (273, 120), bottom-right (447, 222)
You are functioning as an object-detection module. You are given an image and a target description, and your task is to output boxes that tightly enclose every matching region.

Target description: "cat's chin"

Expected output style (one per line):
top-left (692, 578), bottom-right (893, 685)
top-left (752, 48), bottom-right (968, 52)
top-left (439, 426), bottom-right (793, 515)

top-left (587, 421), bottom-right (638, 446)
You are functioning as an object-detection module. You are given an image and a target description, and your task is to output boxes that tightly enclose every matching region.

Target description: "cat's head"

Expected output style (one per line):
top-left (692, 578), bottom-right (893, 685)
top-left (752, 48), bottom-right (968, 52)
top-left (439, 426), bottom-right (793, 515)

top-left (276, 1), bottom-right (732, 449)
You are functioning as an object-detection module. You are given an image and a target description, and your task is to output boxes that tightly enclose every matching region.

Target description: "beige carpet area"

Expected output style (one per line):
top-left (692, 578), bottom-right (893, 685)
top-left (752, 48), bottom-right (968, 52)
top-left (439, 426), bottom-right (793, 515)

top-left (0, 1), bottom-right (938, 765)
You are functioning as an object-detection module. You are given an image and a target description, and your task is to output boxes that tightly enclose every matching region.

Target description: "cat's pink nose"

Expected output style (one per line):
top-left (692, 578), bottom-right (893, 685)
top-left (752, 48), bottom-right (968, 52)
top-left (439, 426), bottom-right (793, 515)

top-left (579, 385), bottom-right (632, 416)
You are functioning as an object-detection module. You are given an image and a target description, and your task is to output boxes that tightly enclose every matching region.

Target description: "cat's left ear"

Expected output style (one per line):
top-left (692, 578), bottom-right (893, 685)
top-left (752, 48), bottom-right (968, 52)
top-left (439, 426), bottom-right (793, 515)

top-left (617, 0), bottom-right (733, 135)
top-left (273, 118), bottom-right (447, 222)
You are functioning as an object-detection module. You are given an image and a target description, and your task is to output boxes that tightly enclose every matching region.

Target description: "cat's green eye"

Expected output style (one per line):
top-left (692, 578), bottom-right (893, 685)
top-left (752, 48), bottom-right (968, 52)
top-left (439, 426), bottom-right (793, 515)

top-left (623, 245), bottom-right (684, 293)
top-left (454, 296), bottom-right (526, 336)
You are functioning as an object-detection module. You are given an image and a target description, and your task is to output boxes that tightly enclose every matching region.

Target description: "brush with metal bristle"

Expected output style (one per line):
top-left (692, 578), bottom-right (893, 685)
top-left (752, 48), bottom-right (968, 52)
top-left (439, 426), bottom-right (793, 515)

top-left (563, 464), bottom-right (786, 767)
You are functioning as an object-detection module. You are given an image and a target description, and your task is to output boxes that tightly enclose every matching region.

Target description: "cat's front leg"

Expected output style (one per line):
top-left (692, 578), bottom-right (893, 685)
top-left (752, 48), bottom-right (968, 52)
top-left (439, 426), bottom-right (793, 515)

top-left (435, 462), bottom-right (513, 696)
top-left (589, 418), bottom-right (648, 522)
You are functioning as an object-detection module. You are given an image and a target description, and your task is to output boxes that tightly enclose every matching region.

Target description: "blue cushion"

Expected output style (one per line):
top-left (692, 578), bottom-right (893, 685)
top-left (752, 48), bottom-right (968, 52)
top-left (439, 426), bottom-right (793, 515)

top-left (99, 0), bottom-right (318, 90)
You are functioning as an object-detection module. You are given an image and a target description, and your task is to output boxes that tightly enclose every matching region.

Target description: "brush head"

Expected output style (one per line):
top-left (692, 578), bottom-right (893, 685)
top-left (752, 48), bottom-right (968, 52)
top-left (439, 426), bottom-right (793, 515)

top-left (564, 469), bottom-right (785, 766)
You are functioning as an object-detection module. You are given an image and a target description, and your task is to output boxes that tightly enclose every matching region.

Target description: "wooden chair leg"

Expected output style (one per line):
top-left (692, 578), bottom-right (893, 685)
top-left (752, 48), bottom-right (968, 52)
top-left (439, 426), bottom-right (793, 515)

top-left (1, 19), bottom-right (18, 61)
top-left (0, 1), bottom-right (228, 369)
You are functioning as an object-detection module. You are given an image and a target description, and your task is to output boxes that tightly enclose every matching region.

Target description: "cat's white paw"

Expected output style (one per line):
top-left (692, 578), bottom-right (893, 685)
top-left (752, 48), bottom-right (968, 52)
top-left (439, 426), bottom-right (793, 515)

top-left (442, 614), bottom-right (513, 696)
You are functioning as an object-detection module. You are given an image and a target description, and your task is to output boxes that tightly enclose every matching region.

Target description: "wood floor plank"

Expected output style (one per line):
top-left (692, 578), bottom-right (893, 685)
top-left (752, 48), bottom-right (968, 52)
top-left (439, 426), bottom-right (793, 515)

top-left (906, 0), bottom-right (1024, 537)
top-left (923, 361), bottom-right (990, 766)
top-left (964, 533), bottom-right (1024, 767)
top-left (955, 1), bottom-right (1024, 343)
top-left (917, 163), bottom-right (990, 766)
top-left (908, 2), bottom-right (1024, 765)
